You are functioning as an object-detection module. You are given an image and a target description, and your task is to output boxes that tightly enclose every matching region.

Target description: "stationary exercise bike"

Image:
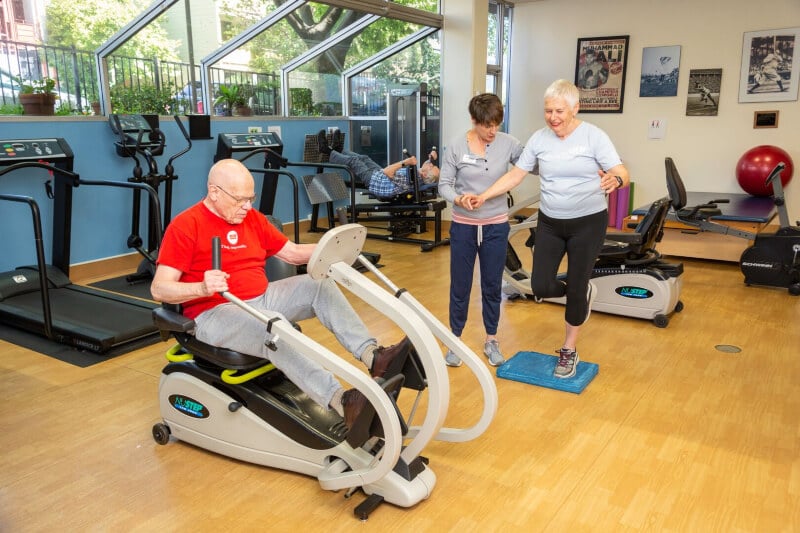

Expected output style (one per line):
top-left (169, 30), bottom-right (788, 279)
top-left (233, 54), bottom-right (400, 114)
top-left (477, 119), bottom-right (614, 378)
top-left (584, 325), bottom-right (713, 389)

top-left (150, 224), bottom-right (497, 520)
top-left (503, 190), bottom-right (685, 327)
top-left (109, 114), bottom-right (192, 284)
top-left (665, 157), bottom-right (800, 295)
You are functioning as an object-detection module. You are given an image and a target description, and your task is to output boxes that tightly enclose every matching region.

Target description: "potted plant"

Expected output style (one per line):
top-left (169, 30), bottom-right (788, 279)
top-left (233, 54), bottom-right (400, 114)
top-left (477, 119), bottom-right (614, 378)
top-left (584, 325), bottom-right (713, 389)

top-left (17, 77), bottom-right (58, 116)
top-left (213, 84), bottom-right (252, 116)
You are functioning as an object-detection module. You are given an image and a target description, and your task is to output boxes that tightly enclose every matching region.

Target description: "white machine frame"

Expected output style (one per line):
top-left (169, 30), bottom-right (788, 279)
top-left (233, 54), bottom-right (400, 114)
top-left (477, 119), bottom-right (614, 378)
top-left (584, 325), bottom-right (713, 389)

top-left (503, 194), bottom-right (684, 327)
top-left (154, 224), bottom-right (498, 517)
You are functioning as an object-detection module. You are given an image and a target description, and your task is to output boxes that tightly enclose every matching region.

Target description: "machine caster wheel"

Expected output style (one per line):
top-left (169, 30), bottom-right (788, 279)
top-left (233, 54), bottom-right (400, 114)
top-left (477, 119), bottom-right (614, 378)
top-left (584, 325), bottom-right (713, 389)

top-left (152, 423), bottom-right (171, 445)
top-left (653, 314), bottom-right (669, 328)
top-left (789, 284), bottom-right (800, 296)
top-left (533, 296), bottom-right (543, 303)
top-left (674, 300), bottom-right (684, 312)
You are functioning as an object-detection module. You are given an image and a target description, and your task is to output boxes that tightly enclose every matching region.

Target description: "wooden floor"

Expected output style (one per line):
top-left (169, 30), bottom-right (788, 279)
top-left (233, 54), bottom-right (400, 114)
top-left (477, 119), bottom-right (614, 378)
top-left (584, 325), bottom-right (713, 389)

top-left (1, 223), bottom-right (799, 532)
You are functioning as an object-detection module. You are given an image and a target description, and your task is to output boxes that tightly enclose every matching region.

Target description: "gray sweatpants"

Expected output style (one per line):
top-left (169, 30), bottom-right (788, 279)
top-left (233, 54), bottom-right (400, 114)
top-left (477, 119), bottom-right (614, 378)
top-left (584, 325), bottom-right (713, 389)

top-left (194, 274), bottom-right (376, 408)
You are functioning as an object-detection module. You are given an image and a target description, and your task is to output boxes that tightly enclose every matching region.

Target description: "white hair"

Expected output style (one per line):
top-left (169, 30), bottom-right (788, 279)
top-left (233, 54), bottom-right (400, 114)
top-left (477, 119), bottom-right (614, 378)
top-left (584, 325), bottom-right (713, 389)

top-left (544, 79), bottom-right (580, 108)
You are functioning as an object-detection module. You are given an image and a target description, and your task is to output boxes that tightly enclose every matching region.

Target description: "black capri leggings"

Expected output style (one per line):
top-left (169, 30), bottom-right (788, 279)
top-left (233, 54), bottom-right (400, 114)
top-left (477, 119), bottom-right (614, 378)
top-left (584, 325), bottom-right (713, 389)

top-left (531, 210), bottom-right (608, 326)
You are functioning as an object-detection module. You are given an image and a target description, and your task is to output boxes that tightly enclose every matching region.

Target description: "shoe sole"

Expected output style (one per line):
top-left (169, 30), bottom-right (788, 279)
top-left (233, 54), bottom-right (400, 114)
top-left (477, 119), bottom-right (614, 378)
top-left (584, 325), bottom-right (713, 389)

top-left (484, 353), bottom-right (505, 367)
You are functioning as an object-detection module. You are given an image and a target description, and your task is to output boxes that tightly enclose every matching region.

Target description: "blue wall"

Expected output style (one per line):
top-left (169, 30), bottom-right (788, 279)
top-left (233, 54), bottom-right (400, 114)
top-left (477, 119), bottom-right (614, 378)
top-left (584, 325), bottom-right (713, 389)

top-left (0, 117), bottom-right (348, 272)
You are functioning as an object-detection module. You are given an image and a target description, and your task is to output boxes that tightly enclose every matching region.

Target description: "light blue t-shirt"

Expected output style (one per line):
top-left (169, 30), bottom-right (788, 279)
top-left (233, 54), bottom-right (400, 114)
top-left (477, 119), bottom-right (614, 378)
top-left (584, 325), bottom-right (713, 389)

top-left (516, 121), bottom-right (622, 219)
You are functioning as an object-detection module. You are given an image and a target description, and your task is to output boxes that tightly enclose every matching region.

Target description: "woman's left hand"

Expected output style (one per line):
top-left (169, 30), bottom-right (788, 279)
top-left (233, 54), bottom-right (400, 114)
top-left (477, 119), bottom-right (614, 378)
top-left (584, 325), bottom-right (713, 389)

top-left (599, 169), bottom-right (622, 193)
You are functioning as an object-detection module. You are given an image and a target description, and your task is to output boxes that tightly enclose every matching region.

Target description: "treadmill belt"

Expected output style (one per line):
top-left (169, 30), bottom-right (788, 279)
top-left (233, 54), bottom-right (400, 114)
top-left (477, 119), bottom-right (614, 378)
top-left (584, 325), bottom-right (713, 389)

top-left (87, 275), bottom-right (154, 301)
top-left (0, 321), bottom-right (159, 367)
top-left (0, 285), bottom-right (160, 356)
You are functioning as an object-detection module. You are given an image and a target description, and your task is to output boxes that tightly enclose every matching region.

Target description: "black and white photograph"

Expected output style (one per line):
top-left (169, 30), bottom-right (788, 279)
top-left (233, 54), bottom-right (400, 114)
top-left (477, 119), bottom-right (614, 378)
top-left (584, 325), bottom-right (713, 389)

top-left (739, 27), bottom-right (799, 102)
top-left (686, 68), bottom-right (722, 116)
top-left (639, 45), bottom-right (681, 97)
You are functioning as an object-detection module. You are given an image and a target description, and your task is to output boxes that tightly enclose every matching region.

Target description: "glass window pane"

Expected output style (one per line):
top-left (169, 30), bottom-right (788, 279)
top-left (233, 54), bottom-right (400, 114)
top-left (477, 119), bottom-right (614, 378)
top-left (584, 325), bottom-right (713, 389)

top-left (349, 31), bottom-right (440, 117)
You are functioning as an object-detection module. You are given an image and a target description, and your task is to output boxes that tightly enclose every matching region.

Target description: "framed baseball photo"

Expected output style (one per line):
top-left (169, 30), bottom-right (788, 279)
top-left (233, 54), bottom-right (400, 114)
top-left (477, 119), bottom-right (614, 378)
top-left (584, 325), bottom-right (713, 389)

top-left (739, 27), bottom-right (799, 103)
top-left (574, 35), bottom-right (630, 113)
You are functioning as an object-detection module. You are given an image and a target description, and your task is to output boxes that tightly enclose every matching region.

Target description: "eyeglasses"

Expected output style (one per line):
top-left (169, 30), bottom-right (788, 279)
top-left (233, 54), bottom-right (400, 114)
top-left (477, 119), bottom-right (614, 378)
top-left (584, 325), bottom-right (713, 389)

top-left (213, 184), bottom-right (257, 206)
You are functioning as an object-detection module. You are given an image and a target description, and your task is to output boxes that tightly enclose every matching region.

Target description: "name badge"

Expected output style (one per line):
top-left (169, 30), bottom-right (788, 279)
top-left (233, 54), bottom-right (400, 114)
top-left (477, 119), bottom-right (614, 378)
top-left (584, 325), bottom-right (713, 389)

top-left (461, 155), bottom-right (478, 165)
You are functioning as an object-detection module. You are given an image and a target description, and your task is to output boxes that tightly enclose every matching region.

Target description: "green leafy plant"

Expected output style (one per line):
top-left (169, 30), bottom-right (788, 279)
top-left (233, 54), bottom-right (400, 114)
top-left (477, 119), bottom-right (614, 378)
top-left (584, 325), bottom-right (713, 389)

top-left (17, 76), bottom-right (58, 96)
top-left (0, 103), bottom-right (23, 115)
top-left (109, 83), bottom-right (177, 114)
top-left (213, 84), bottom-right (247, 115)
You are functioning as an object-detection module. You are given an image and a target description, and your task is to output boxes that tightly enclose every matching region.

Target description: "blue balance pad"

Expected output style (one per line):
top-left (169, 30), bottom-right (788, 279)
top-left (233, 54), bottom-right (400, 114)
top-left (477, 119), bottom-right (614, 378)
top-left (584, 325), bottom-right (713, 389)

top-left (496, 351), bottom-right (599, 394)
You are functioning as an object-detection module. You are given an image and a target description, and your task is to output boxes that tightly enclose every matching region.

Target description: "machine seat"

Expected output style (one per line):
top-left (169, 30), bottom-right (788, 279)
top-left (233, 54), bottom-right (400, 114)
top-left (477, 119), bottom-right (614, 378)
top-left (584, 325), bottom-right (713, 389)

top-left (152, 305), bottom-right (267, 371)
top-left (600, 196), bottom-right (671, 264)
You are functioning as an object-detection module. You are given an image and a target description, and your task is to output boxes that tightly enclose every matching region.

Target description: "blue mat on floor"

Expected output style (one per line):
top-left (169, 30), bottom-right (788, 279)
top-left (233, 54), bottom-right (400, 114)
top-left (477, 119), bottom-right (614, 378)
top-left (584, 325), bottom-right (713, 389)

top-left (496, 351), bottom-right (599, 394)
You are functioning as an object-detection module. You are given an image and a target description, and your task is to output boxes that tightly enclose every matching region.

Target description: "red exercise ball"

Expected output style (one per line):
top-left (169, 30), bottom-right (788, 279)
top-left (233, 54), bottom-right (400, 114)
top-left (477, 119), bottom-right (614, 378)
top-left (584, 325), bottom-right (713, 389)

top-left (735, 145), bottom-right (794, 197)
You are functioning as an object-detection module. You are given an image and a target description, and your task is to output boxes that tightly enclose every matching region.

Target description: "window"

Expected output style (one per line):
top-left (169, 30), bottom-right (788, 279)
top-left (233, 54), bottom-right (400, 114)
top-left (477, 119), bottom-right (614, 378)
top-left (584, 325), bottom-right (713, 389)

top-left (487, 0), bottom-right (513, 131)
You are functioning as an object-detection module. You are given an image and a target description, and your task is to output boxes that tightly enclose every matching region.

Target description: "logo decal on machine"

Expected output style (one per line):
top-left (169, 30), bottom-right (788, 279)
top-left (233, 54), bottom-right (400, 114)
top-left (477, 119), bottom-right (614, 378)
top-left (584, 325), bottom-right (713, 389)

top-left (615, 286), bottom-right (653, 299)
top-left (168, 394), bottom-right (210, 418)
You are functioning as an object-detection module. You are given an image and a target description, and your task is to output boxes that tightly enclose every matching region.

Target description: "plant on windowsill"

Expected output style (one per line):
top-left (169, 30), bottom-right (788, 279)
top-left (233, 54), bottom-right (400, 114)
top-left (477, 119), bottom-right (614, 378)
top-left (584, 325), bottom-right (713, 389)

top-left (17, 77), bottom-right (59, 116)
top-left (213, 84), bottom-right (252, 116)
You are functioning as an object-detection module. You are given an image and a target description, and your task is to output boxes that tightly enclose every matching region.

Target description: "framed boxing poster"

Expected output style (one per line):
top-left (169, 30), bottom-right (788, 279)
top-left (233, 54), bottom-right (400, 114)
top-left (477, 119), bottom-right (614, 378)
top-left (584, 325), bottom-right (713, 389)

top-left (739, 27), bottom-right (800, 103)
top-left (574, 35), bottom-right (630, 113)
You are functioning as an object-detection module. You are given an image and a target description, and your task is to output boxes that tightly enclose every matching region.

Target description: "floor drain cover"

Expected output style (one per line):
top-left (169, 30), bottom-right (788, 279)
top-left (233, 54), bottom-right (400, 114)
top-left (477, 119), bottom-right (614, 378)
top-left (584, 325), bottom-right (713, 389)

top-left (715, 344), bottom-right (742, 353)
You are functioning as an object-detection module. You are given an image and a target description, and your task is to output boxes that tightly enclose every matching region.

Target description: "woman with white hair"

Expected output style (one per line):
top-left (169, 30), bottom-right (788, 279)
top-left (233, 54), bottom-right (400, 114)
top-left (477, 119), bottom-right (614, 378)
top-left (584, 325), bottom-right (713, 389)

top-left (465, 79), bottom-right (630, 378)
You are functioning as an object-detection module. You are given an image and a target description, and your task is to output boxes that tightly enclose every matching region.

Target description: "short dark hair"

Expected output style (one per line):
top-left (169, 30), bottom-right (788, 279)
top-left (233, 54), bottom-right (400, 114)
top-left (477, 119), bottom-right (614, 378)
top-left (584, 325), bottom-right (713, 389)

top-left (468, 93), bottom-right (504, 126)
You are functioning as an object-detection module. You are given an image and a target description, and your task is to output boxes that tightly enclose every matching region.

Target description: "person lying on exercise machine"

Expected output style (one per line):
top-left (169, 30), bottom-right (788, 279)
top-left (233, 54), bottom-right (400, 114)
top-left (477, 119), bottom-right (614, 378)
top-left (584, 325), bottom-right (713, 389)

top-left (317, 129), bottom-right (439, 200)
top-left (150, 158), bottom-right (410, 432)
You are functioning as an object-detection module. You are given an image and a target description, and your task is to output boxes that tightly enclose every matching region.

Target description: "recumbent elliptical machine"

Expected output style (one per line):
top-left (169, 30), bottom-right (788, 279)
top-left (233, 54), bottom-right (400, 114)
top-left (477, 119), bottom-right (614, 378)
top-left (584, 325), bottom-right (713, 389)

top-left (150, 223), bottom-right (498, 520)
top-left (503, 186), bottom-right (685, 328)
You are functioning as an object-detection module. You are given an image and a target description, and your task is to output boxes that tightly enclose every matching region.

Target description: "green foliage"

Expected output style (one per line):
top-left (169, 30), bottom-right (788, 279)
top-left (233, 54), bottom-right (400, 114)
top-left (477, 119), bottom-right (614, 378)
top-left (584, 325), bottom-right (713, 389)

top-left (110, 83), bottom-right (177, 114)
top-left (214, 84), bottom-right (247, 110)
top-left (55, 102), bottom-right (79, 115)
top-left (0, 103), bottom-right (24, 115)
top-left (17, 77), bottom-right (57, 95)
top-left (289, 87), bottom-right (313, 116)
top-left (44, 0), bottom-right (180, 60)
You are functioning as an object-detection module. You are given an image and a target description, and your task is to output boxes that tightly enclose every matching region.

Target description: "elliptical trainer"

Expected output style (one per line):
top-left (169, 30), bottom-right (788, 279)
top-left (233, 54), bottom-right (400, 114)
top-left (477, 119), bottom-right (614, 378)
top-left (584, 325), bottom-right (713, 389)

top-left (109, 114), bottom-right (192, 284)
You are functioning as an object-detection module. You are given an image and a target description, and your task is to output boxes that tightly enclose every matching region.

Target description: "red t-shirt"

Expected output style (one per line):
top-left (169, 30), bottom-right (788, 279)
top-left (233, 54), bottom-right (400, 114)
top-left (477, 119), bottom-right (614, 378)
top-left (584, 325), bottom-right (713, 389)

top-left (157, 201), bottom-right (289, 319)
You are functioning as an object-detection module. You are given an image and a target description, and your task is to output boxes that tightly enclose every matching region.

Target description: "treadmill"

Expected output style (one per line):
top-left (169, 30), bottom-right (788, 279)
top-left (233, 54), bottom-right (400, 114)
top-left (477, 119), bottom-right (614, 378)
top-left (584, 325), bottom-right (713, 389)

top-left (0, 138), bottom-right (161, 354)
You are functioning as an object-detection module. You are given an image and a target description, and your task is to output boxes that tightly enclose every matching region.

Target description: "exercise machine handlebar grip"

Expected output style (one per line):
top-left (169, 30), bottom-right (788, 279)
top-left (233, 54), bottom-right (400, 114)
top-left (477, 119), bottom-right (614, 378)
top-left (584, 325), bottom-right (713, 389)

top-left (212, 236), bottom-right (221, 271)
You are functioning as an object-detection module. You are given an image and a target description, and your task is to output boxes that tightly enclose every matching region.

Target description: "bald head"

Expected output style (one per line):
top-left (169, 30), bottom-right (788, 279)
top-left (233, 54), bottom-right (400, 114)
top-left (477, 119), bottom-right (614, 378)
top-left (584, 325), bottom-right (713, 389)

top-left (205, 158), bottom-right (257, 224)
top-left (208, 158), bottom-right (253, 190)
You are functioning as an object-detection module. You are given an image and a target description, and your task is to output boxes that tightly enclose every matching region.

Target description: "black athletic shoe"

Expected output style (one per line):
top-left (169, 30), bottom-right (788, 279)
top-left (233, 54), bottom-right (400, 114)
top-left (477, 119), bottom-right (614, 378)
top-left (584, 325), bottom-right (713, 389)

top-left (317, 129), bottom-right (331, 155)
top-left (333, 129), bottom-right (344, 151)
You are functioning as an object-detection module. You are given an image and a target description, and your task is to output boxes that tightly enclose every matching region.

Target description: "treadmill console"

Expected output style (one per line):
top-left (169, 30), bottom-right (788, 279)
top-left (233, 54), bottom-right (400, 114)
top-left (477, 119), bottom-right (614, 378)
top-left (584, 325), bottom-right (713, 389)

top-left (214, 131), bottom-right (283, 163)
top-left (0, 138), bottom-right (74, 168)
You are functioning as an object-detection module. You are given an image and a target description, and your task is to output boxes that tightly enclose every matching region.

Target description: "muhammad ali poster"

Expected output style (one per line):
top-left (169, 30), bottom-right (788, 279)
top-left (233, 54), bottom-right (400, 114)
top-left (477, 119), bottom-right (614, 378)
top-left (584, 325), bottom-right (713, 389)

top-left (574, 35), bottom-right (629, 113)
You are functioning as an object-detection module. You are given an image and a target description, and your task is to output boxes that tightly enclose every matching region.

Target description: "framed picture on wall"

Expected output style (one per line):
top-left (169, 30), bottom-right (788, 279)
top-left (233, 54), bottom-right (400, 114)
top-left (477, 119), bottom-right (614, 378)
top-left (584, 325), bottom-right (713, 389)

top-left (738, 27), bottom-right (799, 103)
top-left (753, 110), bottom-right (779, 128)
top-left (686, 68), bottom-right (722, 116)
top-left (640, 45), bottom-right (681, 97)
top-left (574, 35), bottom-right (630, 113)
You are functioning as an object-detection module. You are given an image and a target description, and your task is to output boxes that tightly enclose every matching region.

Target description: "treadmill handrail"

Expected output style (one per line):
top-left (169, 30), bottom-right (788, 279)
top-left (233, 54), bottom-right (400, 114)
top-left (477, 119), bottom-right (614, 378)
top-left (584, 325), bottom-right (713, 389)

top-left (0, 160), bottom-right (80, 185)
top-left (0, 193), bottom-right (54, 340)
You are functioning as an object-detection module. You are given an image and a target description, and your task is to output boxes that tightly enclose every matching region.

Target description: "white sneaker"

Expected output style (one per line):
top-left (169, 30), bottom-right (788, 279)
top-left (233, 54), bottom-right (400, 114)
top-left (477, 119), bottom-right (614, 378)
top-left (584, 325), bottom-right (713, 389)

top-left (483, 340), bottom-right (505, 366)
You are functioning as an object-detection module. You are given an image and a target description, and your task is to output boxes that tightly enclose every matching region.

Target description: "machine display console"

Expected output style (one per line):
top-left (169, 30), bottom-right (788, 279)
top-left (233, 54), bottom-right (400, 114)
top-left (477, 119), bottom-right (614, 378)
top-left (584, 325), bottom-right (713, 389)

top-left (214, 131), bottom-right (284, 162)
top-left (0, 139), bottom-right (73, 164)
